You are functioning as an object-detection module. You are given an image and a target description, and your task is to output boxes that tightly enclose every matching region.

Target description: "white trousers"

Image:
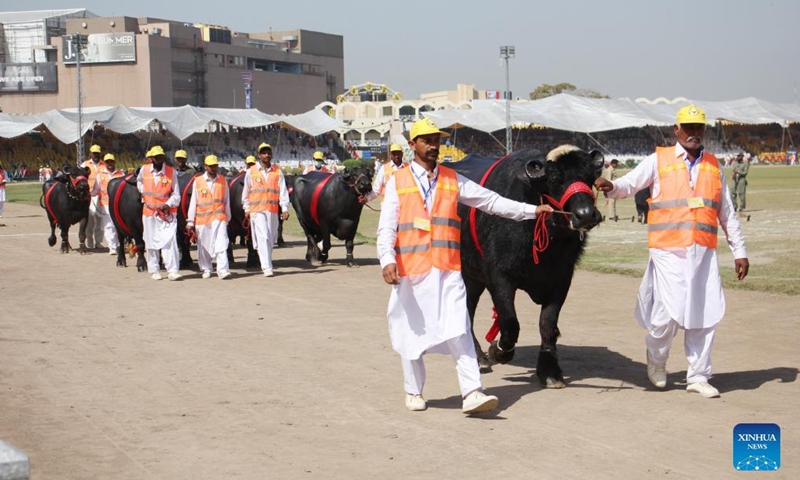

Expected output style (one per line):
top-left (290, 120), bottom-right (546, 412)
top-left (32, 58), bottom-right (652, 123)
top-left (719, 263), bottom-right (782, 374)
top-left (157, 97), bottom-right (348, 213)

top-left (98, 211), bottom-right (119, 250)
top-left (645, 319), bottom-right (716, 384)
top-left (86, 202), bottom-right (104, 246)
top-left (401, 332), bottom-right (483, 398)
top-left (0, 200), bottom-right (4, 215)
top-left (251, 211), bottom-right (278, 272)
top-left (146, 240), bottom-right (179, 274)
top-left (197, 240), bottom-right (230, 276)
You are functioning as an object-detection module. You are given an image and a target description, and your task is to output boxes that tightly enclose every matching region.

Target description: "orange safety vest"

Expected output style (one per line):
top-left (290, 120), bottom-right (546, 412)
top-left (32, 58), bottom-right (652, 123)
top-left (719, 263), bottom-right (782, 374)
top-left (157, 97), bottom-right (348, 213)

top-left (394, 165), bottom-right (461, 276)
top-left (247, 164), bottom-right (281, 213)
top-left (193, 175), bottom-right (228, 225)
top-left (648, 147), bottom-right (722, 249)
top-left (98, 170), bottom-right (125, 207)
top-left (141, 165), bottom-right (177, 217)
top-left (81, 160), bottom-right (107, 191)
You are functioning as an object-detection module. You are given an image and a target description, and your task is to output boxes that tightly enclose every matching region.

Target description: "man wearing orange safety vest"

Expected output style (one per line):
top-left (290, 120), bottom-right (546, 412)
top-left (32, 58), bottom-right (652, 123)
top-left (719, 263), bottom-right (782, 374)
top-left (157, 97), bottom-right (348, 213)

top-left (242, 142), bottom-right (290, 277)
top-left (361, 143), bottom-right (405, 204)
top-left (186, 155), bottom-right (232, 280)
top-left (595, 105), bottom-right (749, 399)
top-left (137, 146), bottom-right (183, 281)
top-left (82, 144), bottom-right (108, 249)
top-left (303, 151), bottom-right (329, 174)
top-left (95, 153), bottom-right (125, 255)
top-left (377, 118), bottom-right (553, 415)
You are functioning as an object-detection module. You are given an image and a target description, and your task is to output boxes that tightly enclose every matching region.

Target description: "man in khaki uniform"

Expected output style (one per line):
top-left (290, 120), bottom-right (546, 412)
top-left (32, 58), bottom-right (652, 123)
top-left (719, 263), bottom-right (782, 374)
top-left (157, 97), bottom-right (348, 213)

top-left (732, 154), bottom-right (749, 212)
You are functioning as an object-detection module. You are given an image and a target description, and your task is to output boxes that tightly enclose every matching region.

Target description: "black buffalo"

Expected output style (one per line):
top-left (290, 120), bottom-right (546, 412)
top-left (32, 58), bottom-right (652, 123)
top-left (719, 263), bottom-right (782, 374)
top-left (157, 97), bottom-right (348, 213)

top-left (451, 146), bottom-right (604, 388)
top-left (107, 173), bottom-right (146, 271)
top-left (291, 168), bottom-right (372, 267)
top-left (40, 167), bottom-right (91, 254)
top-left (227, 171), bottom-right (258, 267)
top-left (635, 188), bottom-right (650, 224)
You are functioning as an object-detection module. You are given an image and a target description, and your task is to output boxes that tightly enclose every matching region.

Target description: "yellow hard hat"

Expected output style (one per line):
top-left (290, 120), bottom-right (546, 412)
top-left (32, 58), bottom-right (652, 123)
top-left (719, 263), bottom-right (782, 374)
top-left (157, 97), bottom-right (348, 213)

top-left (675, 104), bottom-right (707, 125)
top-left (175, 149), bottom-right (188, 159)
top-left (313, 151), bottom-right (324, 160)
top-left (258, 142), bottom-right (272, 152)
top-left (146, 145), bottom-right (166, 157)
top-left (389, 143), bottom-right (403, 153)
top-left (409, 118), bottom-right (450, 141)
top-left (245, 155), bottom-right (256, 164)
top-left (89, 144), bottom-right (102, 153)
top-left (204, 155), bottom-right (219, 166)
top-left (103, 153), bottom-right (116, 162)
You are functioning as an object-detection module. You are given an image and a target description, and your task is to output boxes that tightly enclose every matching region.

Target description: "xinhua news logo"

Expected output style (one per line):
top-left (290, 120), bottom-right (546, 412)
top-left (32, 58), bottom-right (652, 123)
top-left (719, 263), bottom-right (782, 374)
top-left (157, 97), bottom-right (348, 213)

top-left (733, 423), bottom-right (780, 471)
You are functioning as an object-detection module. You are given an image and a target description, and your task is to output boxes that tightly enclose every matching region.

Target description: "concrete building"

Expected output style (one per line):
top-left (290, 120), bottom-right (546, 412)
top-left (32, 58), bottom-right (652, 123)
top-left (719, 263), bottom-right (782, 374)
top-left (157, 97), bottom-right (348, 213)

top-left (0, 10), bottom-right (344, 115)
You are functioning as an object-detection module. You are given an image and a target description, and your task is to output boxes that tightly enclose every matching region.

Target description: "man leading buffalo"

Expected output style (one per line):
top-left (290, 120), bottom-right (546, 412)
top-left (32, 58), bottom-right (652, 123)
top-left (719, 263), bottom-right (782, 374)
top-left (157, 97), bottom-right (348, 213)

top-left (377, 118), bottom-right (553, 415)
top-left (594, 104), bottom-right (749, 399)
top-left (137, 146), bottom-right (183, 281)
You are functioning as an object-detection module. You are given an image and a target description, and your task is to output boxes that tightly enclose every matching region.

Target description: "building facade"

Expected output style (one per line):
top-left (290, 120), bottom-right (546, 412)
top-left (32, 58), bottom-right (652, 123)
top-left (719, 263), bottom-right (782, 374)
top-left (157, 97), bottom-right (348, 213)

top-left (0, 10), bottom-right (344, 115)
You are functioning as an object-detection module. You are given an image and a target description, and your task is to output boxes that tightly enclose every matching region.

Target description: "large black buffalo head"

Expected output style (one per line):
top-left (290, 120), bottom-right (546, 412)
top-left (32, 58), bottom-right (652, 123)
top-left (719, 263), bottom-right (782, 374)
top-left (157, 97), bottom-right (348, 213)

top-left (57, 165), bottom-right (92, 202)
top-left (341, 166), bottom-right (373, 197)
top-left (525, 145), bottom-right (604, 231)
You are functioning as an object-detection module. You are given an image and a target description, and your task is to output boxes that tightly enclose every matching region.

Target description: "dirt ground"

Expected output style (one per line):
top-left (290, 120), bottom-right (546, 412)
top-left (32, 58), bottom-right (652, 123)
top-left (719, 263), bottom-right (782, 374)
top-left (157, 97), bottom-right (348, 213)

top-left (1, 202), bottom-right (798, 480)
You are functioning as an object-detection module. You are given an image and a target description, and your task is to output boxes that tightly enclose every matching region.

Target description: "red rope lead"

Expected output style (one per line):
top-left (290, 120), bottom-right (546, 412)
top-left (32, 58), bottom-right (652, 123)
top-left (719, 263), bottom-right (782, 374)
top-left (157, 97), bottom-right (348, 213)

top-left (532, 182), bottom-right (595, 264)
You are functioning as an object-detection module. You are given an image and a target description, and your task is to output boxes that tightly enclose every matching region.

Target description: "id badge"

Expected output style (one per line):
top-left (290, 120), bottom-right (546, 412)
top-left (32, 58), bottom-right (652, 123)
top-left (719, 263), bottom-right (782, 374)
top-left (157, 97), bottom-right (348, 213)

top-left (687, 197), bottom-right (705, 209)
top-left (413, 217), bottom-right (431, 231)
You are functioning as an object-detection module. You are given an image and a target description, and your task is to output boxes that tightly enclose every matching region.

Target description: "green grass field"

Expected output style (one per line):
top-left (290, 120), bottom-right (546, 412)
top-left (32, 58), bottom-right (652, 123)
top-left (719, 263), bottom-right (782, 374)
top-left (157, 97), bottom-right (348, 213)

top-left (8, 165), bottom-right (799, 295)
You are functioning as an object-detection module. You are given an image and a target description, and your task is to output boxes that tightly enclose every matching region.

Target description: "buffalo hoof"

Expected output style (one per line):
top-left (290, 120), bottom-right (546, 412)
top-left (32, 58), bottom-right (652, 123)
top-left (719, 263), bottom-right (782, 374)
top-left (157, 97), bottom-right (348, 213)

top-left (78, 243), bottom-right (88, 255)
top-left (137, 264), bottom-right (147, 272)
top-left (346, 261), bottom-right (358, 268)
top-left (48, 235), bottom-right (57, 247)
top-left (277, 240), bottom-right (286, 248)
top-left (116, 259), bottom-right (126, 268)
top-left (477, 351), bottom-right (492, 373)
top-left (540, 377), bottom-right (567, 389)
top-left (60, 243), bottom-right (70, 254)
top-left (488, 341), bottom-right (515, 364)
top-left (536, 349), bottom-right (565, 388)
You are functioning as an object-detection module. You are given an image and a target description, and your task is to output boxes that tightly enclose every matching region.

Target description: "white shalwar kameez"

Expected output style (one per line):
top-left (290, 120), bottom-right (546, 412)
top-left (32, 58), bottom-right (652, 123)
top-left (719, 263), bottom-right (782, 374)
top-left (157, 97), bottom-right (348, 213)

top-left (137, 165), bottom-right (181, 274)
top-left (187, 173), bottom-right (232, 276)
top-left (84, 161), bottom-right (106, 248)
top-left (364, 162), bottom-right (404, 202)
top-left (96, 170), bottom-right (123, 251)
top-left (241, 163), bottom-right (290, 273)
top-left (377, 161), bottom-right (538, 397)
top-left (607, 144), bottom-right (747, 383)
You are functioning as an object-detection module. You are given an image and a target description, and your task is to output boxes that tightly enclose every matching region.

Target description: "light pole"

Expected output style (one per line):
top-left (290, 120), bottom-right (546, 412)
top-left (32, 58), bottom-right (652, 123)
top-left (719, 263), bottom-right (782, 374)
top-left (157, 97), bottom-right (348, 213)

top-left (74, 33), bottom-right (87, 164)
top-left (500, 45), bottom-right (515, 154)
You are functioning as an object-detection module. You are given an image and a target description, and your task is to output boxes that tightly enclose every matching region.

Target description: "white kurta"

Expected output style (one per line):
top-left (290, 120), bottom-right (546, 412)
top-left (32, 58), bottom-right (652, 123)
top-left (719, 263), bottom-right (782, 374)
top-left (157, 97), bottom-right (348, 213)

top-left (377, 162), bottom-right (538, 360)
top-left (364, 162), bottom-right (404, 202)
top-left (187, 173), bottom-right (232, 256)
top-left (137, 165), bottom-right (181, 250)
top-left (241, 163), bottom-right (290, 261)
top-left (607, 144), bottom-right (747, 330)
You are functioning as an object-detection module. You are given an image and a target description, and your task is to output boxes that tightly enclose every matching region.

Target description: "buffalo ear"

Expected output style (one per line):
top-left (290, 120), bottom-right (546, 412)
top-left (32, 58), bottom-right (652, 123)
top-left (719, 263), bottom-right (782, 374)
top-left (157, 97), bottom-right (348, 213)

top-left (525, 159), bottom-right (546, 180)
top-left (590, 150), bottom-right (605, 177)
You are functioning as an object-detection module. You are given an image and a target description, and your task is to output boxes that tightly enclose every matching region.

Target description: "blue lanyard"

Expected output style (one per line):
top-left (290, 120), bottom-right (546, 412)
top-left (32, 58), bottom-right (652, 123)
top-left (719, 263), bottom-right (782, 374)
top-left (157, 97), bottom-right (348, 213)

top-left (418, 169), bottom-right (438, 209)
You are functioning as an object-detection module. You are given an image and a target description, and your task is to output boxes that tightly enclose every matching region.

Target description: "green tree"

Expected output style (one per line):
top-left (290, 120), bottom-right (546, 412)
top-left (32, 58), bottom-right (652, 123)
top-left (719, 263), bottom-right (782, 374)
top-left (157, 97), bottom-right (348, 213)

top-left (529, 83), bottom-right (610, 100)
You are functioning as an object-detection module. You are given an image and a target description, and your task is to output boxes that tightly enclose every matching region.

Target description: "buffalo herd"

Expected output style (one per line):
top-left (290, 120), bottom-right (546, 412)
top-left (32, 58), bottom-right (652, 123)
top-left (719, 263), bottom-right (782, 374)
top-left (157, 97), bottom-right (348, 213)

top-left (40, 146), bottom-right (608, 385)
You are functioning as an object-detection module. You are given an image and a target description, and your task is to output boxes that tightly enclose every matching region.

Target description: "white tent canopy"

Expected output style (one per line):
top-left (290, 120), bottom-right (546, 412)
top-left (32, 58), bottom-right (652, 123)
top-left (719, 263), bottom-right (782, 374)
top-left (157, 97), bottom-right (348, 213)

top-left (0, 105), bottom-right (343, 143)
top-left (426, 94), bottom-right (800, 134)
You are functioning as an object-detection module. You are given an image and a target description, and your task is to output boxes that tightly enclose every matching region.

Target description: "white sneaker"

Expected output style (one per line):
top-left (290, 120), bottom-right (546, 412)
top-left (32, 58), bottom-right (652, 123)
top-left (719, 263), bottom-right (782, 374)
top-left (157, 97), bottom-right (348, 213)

top-left (150, 272), bottom-right (163, 281)
top-left (109, 248), bottom-right (118, 255)
top-left (404, 394), bottom-right (427, 412)
top-left (461, 391), bottom-right (498, 414)
top-left (202, 271), bottom-right (212, 279)
top-left (687, 381), bottom-right (720, 398)
top-left (264, 269), bottom-right (274, 277)
top-left (167, 272), bottom-right (183, 281)
top-left (646, 351), bottom-right (667, 389)
top-left (218, 271), bottom-right (231, 280)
